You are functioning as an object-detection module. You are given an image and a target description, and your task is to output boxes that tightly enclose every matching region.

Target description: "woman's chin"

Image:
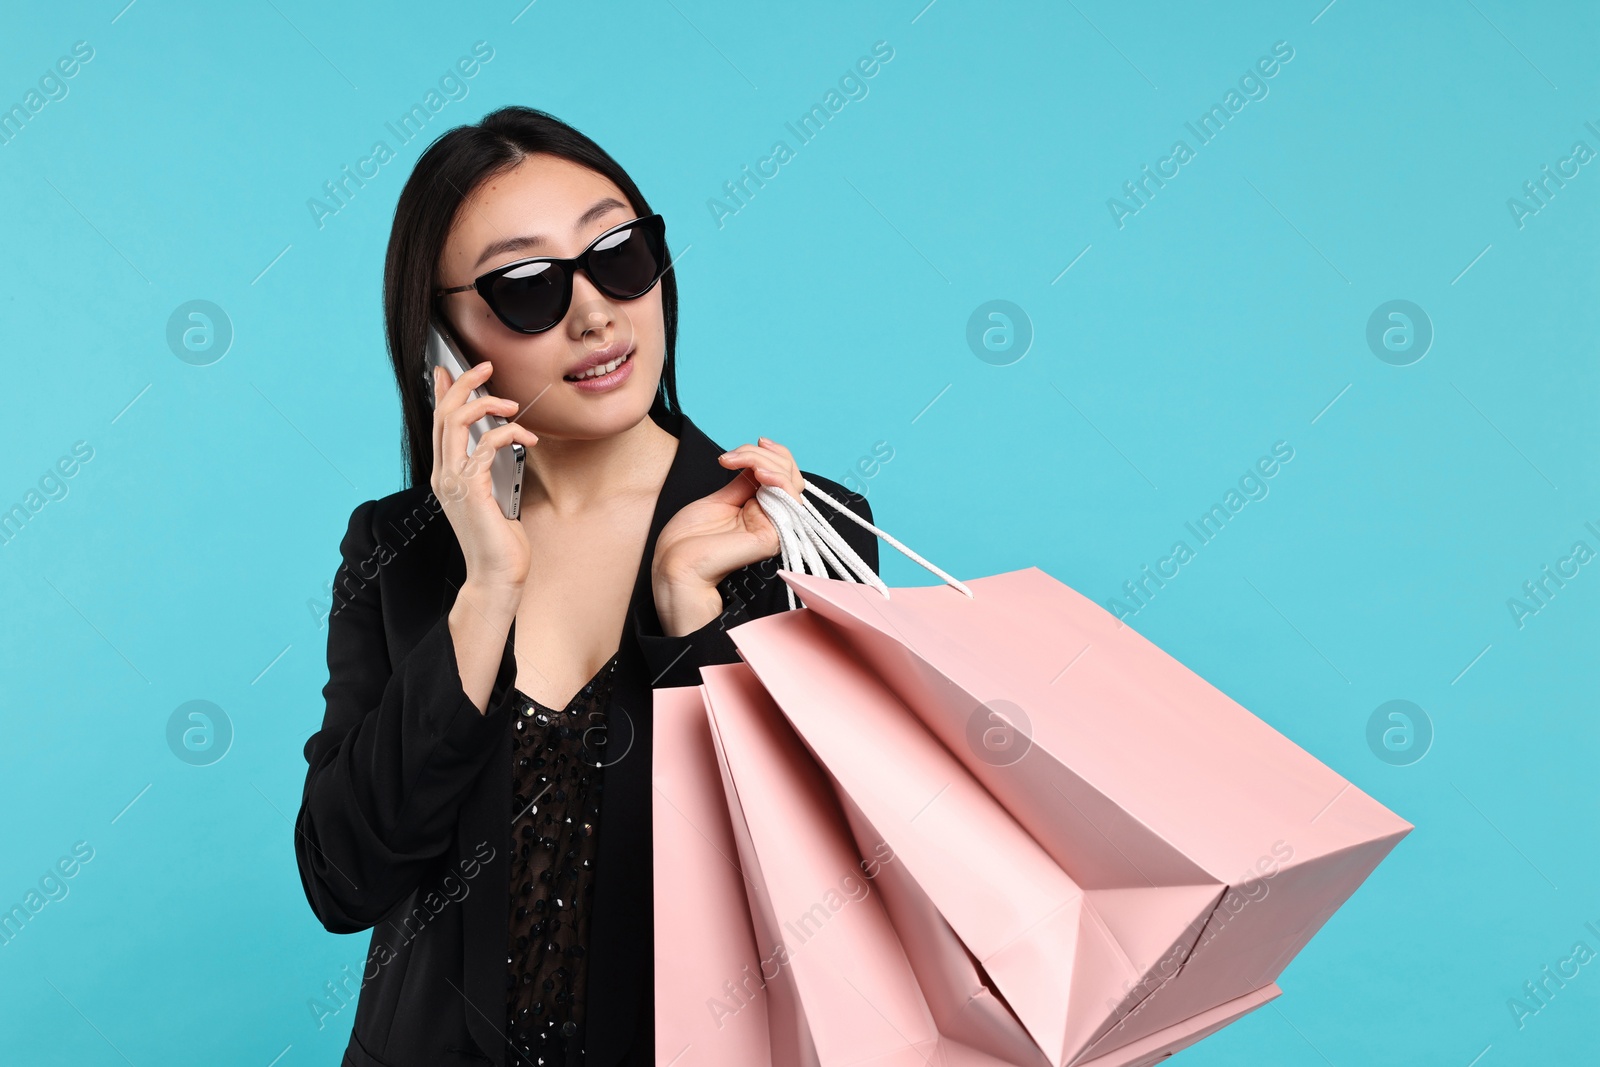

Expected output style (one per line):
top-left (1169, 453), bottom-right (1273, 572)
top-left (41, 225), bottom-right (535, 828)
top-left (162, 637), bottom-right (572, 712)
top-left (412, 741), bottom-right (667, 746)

top-left (528, 386), bottom-right (663, 441)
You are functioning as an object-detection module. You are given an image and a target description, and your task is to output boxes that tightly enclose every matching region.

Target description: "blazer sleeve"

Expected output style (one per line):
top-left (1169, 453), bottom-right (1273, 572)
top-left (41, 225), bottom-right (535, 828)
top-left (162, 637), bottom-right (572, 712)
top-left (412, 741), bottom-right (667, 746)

top-left (294, 498), bottom-right (520, 934)
top-left (635, 474), bottom-right (880, 689)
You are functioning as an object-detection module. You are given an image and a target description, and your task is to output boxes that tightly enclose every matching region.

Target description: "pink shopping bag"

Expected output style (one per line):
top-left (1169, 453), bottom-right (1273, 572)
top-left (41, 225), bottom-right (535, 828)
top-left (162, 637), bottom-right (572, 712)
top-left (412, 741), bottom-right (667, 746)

top-left (654, 644), bottom-right (1289, 1067)
top-left (652, 684), bottom-right (788, 1066)
top-left (656, 669), bottom-right (1004, 1066)
top-left (654, 480), bottom-right (1409, 1066)
top-left (700, 661), bottom-right (944, 1065)
top-left (725, 566), bottom-right (1412, 1065)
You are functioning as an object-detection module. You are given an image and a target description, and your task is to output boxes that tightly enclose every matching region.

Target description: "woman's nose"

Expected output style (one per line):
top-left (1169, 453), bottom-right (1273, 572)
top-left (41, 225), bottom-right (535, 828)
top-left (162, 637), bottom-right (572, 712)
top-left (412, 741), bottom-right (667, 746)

top-left (570, 266), bottom-right (606, 304)
top-left (566, 271), bottom-right (619, 338)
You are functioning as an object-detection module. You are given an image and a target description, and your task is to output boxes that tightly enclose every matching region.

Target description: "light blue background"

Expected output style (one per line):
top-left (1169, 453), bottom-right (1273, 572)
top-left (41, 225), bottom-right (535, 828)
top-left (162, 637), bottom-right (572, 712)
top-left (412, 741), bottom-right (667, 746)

top-left (1, 1), bottom-right (1596, 1064)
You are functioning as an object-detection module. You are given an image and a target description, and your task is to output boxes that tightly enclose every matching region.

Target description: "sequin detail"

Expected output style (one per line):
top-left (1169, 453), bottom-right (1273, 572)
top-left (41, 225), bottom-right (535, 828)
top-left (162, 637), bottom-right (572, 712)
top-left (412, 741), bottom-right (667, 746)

top-left (506, 653), bottom-right (619, 1065)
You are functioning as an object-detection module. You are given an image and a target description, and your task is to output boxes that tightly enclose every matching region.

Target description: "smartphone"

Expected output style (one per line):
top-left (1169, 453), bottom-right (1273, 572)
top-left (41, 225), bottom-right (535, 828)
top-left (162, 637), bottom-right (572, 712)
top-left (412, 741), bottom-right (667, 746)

top-left (425, 317), bottom-right (524, 520)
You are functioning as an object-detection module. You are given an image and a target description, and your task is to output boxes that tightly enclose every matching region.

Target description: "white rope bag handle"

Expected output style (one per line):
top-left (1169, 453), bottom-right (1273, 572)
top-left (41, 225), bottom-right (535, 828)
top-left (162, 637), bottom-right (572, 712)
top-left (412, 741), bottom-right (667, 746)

top-left (755, 479), bottom-right (974, 609)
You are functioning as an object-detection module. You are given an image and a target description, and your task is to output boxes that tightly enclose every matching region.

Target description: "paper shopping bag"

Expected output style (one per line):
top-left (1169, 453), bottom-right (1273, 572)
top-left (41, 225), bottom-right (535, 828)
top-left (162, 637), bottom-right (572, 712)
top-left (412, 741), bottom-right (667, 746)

top-left (698, 661), bottom-right (954, 1066)
top-left (727, 567), bottom-right (1412, 1065)
top-left (652, 685), bottom-right (781, 1065)
top-left (656, 648), bottom-right (1280, 1067)
top-left (657, 673), bottom-right (991, 1067)
top-left (723, 604), bottom-right (1155, 1064)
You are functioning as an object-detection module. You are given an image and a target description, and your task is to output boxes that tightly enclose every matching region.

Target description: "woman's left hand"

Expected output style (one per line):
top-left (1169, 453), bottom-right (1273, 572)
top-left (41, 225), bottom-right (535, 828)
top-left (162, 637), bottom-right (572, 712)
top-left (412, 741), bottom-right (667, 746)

top-left (651, 436), bottom-right (804, 636)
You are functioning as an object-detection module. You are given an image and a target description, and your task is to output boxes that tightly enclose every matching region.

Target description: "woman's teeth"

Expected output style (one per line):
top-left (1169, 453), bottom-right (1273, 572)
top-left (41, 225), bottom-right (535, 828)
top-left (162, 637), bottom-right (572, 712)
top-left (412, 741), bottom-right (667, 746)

top-left (566, 352), bottom-right (630, 381)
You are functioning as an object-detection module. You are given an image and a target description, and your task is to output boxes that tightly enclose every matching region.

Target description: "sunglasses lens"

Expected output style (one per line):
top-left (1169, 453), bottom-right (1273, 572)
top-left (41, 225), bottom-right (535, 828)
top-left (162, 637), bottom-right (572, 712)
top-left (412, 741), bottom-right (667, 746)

top-left (486, 260), bottom-right (569, 333)
top-left (587, 218), bottom-right (666, 299)
top-left (475, 218), bottom-right (666, 333)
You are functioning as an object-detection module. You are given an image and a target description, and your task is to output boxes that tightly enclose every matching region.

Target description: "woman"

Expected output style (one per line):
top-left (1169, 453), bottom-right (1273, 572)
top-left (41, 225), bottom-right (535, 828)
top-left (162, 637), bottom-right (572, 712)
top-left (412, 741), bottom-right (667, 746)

top-left (294, 106), bottom-right (879, 1067)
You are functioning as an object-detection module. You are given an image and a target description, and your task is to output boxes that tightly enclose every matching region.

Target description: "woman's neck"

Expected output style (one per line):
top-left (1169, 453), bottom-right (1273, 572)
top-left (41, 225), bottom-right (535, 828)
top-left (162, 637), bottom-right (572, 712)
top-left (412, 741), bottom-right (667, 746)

top-left (517, 413), bottom-right (678, 517)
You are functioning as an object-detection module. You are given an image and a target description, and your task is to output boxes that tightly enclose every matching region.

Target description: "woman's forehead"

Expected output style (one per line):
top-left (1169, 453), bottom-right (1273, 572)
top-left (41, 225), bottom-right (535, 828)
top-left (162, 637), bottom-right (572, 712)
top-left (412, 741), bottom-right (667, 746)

top-left (446, 156), bottom-right (632, 264)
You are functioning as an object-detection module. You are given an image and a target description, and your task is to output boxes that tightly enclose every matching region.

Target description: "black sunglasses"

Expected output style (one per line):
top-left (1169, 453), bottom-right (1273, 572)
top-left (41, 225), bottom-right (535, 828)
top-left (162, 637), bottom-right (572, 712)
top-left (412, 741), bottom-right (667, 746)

top-left (434, 214), bottom-right (669, 335)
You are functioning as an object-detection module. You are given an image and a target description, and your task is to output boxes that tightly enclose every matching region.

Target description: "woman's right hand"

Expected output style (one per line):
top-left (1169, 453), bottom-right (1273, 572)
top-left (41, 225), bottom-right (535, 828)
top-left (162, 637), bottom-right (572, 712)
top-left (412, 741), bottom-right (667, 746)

top-left (430, 361), bottom-right (540, 596)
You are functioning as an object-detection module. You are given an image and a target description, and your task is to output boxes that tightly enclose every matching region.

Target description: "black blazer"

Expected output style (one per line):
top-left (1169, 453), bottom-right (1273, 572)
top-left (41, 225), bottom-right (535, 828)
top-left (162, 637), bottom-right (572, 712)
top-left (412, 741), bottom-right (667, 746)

top-left (295, 407), bottom-right (880, 1067)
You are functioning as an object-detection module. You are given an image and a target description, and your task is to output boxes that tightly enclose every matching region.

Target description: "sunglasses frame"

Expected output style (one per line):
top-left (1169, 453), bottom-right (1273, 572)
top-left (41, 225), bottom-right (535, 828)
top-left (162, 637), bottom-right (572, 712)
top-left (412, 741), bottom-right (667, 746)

top-left (433, 213), bottom-right (668, 335)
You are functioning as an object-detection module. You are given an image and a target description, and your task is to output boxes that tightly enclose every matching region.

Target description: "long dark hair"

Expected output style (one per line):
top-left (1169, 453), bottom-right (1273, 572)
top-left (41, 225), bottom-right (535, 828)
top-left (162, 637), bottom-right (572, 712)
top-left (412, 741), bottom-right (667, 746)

top-left (382, 106), bottom-right (680, 488)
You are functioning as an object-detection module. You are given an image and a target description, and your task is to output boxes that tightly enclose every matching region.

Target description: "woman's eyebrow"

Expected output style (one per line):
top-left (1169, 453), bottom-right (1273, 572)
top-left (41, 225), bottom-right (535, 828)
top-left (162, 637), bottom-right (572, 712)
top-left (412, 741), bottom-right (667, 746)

top-left (473, 197), bottom-right (630, 268)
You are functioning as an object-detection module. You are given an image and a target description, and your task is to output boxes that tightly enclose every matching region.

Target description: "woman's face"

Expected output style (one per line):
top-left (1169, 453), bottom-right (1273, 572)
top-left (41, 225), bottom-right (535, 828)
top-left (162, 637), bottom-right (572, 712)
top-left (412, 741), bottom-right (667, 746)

top-left (435, 153), bottom-right (666, 441)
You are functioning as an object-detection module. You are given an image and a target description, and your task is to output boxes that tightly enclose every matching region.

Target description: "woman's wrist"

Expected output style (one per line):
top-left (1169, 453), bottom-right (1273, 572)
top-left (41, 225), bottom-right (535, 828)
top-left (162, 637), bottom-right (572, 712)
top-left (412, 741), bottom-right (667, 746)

top-left (447, 578), bottom-right (522, 714)
top-left (457, 576), bottom-right (524, 626)
top-left (653, 571), bottom-right (724, 638)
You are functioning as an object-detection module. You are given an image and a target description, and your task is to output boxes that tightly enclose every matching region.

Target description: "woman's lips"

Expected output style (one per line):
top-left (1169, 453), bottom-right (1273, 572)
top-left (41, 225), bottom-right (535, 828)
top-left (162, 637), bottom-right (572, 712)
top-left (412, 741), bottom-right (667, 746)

top-left (564, 348), bottom-right (634, 392)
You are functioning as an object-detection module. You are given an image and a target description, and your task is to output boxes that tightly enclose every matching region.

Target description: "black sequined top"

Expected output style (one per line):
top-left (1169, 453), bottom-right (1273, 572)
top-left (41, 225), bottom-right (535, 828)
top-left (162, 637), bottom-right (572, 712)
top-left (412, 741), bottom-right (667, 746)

top-left (505, 652), bottom-right (620, 1066)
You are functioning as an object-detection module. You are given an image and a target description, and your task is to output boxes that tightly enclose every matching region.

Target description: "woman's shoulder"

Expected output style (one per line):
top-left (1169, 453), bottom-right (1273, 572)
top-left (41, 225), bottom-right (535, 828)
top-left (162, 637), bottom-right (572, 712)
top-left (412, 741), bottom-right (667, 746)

top-left (333, 485), bottom-right (455, 563)
top-left (326, 485), bottom-right (462, 627)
